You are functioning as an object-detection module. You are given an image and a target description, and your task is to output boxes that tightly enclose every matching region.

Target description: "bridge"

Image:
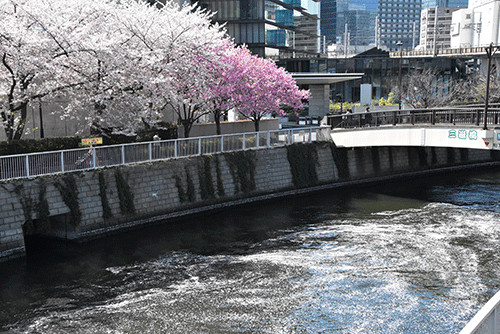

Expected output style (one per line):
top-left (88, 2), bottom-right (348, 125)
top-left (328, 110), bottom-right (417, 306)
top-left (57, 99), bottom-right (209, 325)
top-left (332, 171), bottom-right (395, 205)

top-left (327, 106), bottom-right (500, 151)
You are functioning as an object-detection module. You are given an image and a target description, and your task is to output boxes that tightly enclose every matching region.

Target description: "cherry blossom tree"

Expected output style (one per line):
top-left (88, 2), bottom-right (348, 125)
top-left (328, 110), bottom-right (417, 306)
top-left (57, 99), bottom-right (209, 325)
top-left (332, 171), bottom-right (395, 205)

top-left (214, 46), bottom-right (309, 132)
top-left (207, 44), bottom-right (308, 133)
top-left (0, 0), bottom-right (118, 142)
top-left (1, 0), bottom-right (227, 140)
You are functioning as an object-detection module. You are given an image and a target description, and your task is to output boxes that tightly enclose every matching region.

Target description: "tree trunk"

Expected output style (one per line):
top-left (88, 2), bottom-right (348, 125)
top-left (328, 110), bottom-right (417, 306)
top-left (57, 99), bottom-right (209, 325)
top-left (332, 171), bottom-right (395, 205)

top-left (214, 112), bottom-right (222, 135)
top-left (253, 119), bottom-right (260, 132)
top-left (182, 120), bottom-right (192, 138)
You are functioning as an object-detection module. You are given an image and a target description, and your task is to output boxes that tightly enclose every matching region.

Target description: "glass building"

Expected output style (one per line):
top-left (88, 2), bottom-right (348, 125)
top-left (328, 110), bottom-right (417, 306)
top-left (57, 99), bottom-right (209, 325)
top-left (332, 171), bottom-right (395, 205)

top-left (198, 0), bottom-right (321, 58)
top-left (422, 0), bottom-right (469, 9)
top-left (321, 0), bottom-right (378, 47)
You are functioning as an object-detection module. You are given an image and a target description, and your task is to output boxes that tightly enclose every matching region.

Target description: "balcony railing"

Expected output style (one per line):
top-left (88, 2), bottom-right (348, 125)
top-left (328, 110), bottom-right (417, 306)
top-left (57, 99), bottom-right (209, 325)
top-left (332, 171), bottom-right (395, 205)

top-left (0, 127), bottom-right (330, 181)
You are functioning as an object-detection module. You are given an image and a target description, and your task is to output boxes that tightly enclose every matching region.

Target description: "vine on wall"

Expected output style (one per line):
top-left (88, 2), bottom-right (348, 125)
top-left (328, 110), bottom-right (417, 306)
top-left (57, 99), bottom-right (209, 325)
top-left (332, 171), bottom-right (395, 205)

top-left (174, 174), bottom-right (187, 203)
top-left (54, 174), bottom-right (81, 227)
top-left (185, 166), bottom-right (196, 202)
top-left (114, 169), bottom-right (135, 215)
top-left (36, 180), bottom-right (50, 230)
top-left (329, 142), bottom-right (350, 180)
top-left (224, 151), bottom-right (256, 194)
top-left (13, 184), bottom-right (35, 235)
top-left (215, 156), bottom-right (225, 197)
top-left (98, 172), bottom-right (113, 219)
top-left (286, 143), bottom-right (319, 187)
top-left (199, 156), bottom-right (215, 200)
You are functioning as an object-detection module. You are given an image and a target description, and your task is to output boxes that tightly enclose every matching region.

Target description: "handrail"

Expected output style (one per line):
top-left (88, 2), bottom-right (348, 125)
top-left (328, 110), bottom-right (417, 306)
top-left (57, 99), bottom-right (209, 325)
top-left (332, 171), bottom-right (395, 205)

top-left (0, 126), bottom-right (329, 181)
top-left (327, 108), bottom-right (500, 129)
top-left (460, 290), bottom-right (500, 334)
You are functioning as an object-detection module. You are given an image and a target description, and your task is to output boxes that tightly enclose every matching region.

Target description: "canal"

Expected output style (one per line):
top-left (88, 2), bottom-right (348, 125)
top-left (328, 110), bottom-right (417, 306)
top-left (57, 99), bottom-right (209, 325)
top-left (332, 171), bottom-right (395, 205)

top-left (1, 168), bottom-right (500, 333)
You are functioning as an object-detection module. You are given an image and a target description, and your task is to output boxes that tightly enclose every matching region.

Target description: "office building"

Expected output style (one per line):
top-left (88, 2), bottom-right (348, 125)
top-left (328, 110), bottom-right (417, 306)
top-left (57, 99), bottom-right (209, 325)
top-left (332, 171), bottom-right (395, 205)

top-left (420, 6), bottom-right (463, 51)
top-left (377, 0), bottom-right (422, 51)
top-left (321, 0), bottom-right (337, 44)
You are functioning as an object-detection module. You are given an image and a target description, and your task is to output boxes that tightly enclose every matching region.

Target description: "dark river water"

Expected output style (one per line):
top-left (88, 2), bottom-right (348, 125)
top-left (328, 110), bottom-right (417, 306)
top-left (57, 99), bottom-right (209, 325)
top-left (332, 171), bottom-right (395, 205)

top-left (1, 168), bottom-right (500, 333)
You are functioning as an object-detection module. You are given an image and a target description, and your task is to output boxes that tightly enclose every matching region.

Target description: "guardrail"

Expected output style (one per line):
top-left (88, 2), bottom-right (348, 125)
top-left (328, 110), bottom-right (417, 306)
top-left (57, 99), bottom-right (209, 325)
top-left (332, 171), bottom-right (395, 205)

top-left (327, 108), bottom-right (500, 129)
top-left (0, 127), bottom-right (329, 181)
top-left (460, 290), bottom-right (500, 334)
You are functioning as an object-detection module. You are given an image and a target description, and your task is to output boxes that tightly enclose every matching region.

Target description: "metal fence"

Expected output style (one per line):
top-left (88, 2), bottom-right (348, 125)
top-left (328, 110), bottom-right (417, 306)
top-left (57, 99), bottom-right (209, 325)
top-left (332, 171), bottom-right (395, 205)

top-left (327, 108), bottom-right (500, 129)
top-left (0, 127), bottom-right (329, 181)
top-left (459, 290), bottom-right (500, 334)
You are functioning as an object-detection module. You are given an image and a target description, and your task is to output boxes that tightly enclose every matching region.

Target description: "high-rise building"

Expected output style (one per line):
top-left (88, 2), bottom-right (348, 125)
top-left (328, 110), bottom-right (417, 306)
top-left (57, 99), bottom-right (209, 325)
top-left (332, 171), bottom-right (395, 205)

top-left (422, 0), bottom-right (469, 9)
top-left (320, 0), bottom-right (337, 44)
top-left (198, 0), bottom-right (321, 58)
top-left (377, 0), bottom-right (422, 51)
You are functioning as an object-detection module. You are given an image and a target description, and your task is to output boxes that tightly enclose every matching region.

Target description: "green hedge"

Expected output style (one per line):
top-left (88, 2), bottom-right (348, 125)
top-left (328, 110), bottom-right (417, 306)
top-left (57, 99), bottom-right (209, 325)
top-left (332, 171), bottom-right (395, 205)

top-left (0, 124), bottom-right (178, 156)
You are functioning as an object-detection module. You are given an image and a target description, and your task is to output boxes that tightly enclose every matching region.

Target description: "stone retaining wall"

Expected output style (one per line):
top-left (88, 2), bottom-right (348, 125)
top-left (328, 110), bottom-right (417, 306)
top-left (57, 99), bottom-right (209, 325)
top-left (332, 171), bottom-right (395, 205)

top-left (1, 143), bottom-right (499, 262)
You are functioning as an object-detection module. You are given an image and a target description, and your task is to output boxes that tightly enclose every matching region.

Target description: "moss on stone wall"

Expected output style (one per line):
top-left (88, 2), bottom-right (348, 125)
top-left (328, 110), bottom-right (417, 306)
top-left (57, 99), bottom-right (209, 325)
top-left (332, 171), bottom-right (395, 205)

top-left (224, 151), bottom-right (256, 194)
top-left (114, 169), bottom-right (135, 215)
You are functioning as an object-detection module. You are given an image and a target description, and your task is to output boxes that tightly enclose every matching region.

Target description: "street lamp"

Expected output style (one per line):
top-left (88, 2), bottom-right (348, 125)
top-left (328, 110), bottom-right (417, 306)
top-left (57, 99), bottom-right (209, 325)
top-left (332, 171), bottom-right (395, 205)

top-left (483, 43), bottom-right (500, 130)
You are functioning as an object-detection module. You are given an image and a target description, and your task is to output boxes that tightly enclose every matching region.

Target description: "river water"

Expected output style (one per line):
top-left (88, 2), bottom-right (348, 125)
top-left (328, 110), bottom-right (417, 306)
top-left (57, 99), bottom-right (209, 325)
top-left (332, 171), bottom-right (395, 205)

top-left (1, 168), bottom-right (500, 333)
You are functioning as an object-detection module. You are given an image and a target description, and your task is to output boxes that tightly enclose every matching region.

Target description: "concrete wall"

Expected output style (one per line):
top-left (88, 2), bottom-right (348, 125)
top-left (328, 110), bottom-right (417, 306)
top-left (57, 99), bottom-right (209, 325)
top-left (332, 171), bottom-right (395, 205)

top-left (1, 143), bottom-right (499, 262)
top-left (178, 119), bottom-right (279, 138)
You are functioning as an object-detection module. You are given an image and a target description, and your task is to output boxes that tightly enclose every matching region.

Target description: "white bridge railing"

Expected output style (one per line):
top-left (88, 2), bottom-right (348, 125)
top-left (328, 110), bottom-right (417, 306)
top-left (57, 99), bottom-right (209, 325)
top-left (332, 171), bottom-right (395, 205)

top-left (0, 126), bottom-right (330, 181)
top-left (460, 291), bottom-right (500, 334)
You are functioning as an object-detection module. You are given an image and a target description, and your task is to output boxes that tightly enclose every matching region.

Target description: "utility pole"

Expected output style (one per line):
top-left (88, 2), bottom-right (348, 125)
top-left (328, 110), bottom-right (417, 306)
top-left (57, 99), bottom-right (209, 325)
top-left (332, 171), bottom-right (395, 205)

top-left (344, 24), bottom-right (348, 59)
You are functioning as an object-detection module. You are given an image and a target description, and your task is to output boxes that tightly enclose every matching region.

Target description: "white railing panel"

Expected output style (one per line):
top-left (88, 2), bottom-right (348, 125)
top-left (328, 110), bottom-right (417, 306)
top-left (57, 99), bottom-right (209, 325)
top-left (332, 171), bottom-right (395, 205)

top-left (460, 290), bottom-right (500, 334)
top-left (0, 155), bottom-right (27, 179)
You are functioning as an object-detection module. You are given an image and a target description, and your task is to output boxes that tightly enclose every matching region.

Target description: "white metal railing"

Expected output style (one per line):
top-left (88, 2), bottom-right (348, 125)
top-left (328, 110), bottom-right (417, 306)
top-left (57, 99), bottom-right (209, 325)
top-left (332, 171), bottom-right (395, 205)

top-left (460, 290), bottom-right (500, 334)
top-left (0, 126), bottom-right (330, 181)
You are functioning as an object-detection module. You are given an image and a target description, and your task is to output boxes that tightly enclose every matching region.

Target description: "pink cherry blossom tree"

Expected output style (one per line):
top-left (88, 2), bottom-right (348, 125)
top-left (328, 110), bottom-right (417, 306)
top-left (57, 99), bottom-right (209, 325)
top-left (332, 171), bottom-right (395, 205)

top-left (207, 44), bottom-right (309, 133)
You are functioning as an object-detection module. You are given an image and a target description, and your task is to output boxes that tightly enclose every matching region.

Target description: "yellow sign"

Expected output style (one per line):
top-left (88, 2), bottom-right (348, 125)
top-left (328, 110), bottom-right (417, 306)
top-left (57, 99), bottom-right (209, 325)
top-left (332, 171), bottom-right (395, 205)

top-left (81, 137), bottom-right (103, 146)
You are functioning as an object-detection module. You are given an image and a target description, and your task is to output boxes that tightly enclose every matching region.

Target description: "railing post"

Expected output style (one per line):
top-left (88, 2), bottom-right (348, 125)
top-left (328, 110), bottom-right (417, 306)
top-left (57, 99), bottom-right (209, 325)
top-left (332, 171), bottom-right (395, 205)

top-left (121, 145), bottom-right (125, 165)
top-left (149, 143), bottom-right (152, 161)
top-left (242, 133), bottom-right (246, 150)
top-left (256, 132), bottom-right (260, 149)
top-left (267, 131), bottom-right (270, 148)
top-left (25, 155), bottom-right (30, 178)
top-left (198, 138), bottom-right (202, 155)
top-left (61, 151), bottom-right (65, 173)
top-left (452, 110), bottom-right (456, 125)
top-left (432, 111), bottom-right (436, 125)
top-left (289, 129), bottom-right (293, 144)
top-left (221, 135), bottom-right (224, 153)
top-left (174, 140), bottom-right (178, 158)
top-left (309, 128), bottom-right (312, 142)
top-left (92, 146), bottom-right (96, 168)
